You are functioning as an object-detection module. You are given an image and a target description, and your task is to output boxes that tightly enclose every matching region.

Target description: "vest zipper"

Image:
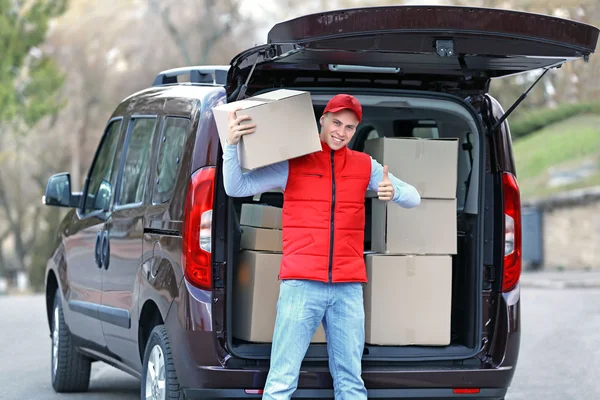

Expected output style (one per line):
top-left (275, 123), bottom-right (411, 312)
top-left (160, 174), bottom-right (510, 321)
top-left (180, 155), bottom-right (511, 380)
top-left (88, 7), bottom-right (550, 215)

top-left (329, 150), bottom-right (335, 282)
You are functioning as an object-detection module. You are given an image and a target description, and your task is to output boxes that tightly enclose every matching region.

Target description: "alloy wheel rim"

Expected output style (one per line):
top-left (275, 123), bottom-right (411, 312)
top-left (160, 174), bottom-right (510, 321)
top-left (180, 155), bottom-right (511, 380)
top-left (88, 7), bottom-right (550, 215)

top-left (52, 306), bottom-right (59, 376)
top-left (145, 344), bottom-right (166, 400)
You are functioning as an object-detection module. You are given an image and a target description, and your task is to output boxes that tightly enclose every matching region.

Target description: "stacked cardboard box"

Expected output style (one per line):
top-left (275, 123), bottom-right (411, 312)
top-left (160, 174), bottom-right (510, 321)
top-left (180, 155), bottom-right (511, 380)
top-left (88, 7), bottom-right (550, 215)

top-left (364, 138), bottom-right (458, 255)
top-left (364, 254), bottom-right (452, 345)
top-left (363, 137), bottom-right (458, 346)
top-left (240, 204), bottom-right (283, 253)
top-left (234, 203), bottom-right (326, 343)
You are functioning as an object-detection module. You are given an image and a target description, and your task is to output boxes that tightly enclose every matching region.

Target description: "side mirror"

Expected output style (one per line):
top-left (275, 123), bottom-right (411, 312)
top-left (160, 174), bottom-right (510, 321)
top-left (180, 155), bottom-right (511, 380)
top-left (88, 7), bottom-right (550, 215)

top-left (43, 173), bottom-right (76, 208)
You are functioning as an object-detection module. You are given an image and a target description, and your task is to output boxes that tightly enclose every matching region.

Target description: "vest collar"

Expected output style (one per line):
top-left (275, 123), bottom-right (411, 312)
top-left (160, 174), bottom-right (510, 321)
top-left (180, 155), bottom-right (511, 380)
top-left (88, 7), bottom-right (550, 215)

top-left (319, 139), bottom-right (348, 156)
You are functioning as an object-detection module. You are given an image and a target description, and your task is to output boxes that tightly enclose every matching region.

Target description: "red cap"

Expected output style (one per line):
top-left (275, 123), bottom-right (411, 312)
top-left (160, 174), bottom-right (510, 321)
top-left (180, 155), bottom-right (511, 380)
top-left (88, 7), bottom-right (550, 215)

top-left (322, 94), bottom-right (362, 122)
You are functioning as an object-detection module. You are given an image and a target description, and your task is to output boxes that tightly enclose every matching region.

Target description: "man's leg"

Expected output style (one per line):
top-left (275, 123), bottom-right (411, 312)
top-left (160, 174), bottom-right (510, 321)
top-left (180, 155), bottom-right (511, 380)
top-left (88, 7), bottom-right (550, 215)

top-left (323, 282), bottom-right (368, 400)
top-left (262, 280), bottom-right (327, 400)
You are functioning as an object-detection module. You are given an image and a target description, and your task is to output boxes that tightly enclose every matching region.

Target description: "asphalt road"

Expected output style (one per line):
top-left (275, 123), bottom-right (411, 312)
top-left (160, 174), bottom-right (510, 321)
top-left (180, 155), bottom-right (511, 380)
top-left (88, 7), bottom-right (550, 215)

top-left (1, 288), bottom-right (599, 400)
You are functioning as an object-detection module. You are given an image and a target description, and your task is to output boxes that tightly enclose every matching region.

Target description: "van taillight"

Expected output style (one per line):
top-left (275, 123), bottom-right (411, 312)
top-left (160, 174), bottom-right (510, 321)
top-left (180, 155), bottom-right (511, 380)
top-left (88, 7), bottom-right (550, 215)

top-left (502, 172), bottom-right (521, 292)
top-left (182, 166), bottom-right (216, 290)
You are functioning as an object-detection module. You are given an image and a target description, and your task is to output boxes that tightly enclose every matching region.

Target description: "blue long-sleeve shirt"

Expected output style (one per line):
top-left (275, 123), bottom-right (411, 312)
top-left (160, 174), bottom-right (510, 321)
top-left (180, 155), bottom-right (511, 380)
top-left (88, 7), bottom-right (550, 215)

top-left (222, 143), bottom-right (421, 208)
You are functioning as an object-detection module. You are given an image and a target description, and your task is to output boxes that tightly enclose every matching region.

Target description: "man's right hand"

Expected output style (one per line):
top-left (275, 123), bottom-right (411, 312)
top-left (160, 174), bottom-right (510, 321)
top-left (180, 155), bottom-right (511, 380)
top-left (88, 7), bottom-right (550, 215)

top-left (227, 108), bottom-right (257, 145)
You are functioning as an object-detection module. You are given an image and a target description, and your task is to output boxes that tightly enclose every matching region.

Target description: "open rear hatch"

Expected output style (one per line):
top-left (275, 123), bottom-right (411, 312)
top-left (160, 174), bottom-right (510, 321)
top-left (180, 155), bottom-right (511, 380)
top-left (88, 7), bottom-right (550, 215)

top-left (226, 5), bottom-right (599, 94)
top-left (215, 5), bottom-right (598, 364)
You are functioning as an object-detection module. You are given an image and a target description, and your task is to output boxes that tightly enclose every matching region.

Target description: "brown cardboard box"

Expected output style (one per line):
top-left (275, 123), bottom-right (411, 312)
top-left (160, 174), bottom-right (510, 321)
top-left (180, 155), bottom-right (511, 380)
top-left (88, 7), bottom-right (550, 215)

top-left (363, 137), bottom-right (458, 199)
top-left (212, 89), bottom-right (322, 170)
top-left (371, 198), bottom-right (457, 255)
top-left (364, 254), bottom-right (452, 346)
top-left (240, 204), bottom-right (283, 230)
top-left (233, 251), bottom-right (326, 343)
top-left (240, 226), bottom-right (282, 252)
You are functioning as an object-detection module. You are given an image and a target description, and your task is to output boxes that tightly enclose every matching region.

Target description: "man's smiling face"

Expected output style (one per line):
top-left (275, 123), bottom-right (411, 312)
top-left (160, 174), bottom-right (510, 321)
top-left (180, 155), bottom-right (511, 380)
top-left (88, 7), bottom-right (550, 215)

top-left (319, 109), bottom-right (359, 151)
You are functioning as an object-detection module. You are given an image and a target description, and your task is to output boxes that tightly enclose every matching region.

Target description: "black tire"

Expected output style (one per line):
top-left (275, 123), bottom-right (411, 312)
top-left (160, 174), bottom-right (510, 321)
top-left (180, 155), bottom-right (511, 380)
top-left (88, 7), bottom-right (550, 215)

top-left (51, 289), bottom-right (92, 392)
top-left (141, 325), bottom-right (183, 400)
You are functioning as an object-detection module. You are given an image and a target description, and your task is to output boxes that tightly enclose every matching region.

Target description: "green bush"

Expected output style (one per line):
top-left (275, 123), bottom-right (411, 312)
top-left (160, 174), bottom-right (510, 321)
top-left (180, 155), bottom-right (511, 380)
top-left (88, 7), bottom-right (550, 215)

top-left (509, 102), bottom-right (600, 139)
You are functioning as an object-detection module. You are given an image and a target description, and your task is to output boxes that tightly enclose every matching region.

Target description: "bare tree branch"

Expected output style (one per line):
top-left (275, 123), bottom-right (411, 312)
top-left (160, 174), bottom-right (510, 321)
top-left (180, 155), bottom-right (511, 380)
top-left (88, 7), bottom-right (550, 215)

top-left (0, 228), bottom-right (9, 242)
top-left (148, 0), bottom-right (192, 65)
top-left (0, 229), bottom-right (9, 278)
top-left (26, 208), bottom-right (42, 249)
top-left (0, 173), bottom-right (17, 230)
top-left (198, 0), bottom-right (242, 63)
top-left (0, 172), bottom-right (27, 271)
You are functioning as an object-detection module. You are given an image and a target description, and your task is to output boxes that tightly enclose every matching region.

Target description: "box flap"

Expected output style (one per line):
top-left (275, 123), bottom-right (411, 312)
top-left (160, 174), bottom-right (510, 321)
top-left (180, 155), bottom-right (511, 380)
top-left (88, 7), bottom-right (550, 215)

top-left (251, 89), bottom-right (307, 101)
top-left (212, 99), bottom-right (267, 112)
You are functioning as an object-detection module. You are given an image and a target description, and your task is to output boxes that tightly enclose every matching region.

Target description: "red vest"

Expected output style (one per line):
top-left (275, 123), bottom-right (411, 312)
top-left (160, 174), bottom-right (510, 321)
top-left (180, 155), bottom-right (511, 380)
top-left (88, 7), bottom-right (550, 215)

top-left (280, 142), bottom-right (372, 283)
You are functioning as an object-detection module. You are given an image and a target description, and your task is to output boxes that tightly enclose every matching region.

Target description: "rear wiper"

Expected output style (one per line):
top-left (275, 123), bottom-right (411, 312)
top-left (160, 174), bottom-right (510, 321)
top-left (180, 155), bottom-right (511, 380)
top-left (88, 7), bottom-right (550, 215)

top-left (489, 68), bottom-right (551, 133)
top-left (235, 53), bottom-right (259, 101)
top-left (229, 44), bottom-right (305, 102)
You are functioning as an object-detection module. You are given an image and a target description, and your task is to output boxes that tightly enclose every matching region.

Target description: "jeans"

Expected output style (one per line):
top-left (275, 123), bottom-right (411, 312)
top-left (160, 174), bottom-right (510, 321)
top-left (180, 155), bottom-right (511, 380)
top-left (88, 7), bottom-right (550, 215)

top-left (262, 279), bottom-right (368, 400)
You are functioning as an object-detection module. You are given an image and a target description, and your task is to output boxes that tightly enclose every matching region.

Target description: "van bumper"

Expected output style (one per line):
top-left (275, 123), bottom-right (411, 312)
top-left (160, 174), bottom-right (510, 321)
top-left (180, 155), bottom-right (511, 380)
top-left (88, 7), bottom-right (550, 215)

top-left (183, 387), bottom-right (507, 399)
top-left (181, 365), bottom-right (514, 399)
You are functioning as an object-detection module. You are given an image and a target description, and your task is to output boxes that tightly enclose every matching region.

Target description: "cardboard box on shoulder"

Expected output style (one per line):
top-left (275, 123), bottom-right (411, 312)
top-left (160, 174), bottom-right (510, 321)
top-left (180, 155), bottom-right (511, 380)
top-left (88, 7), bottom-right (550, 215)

top-left (364, 254), bottom-right (452, 346)
top-left (363, 137), bottom-right (459, 200)
top-left (212, 89), bottom-right (322, 170)
top-left (233, 251), bottom-right (326, 343)
top-left (371, 198), bottom-right (457, 255)
top-left (240, 203), bottom-right (283, 230)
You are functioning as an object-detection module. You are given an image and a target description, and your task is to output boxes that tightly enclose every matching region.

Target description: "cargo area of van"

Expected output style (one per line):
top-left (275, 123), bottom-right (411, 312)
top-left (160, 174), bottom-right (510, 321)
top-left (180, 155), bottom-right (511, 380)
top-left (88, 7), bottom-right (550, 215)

top-left (220, 90), bottom-right (488, 363)
top-left (204, 5), bottom-right (600, 366)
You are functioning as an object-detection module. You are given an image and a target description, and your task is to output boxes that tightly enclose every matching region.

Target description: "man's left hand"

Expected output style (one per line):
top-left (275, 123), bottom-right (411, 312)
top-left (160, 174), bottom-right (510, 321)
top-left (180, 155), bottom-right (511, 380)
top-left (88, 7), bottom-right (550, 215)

top-left (378, 165), bottom-right (394, 202)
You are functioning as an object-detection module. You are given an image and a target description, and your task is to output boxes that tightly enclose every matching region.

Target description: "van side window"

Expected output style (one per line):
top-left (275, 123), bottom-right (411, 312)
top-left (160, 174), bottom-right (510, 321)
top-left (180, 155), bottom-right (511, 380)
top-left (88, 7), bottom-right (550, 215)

top-left (152, 117), bottom-right (191, 203)
top-left (83, 119), bottom-right (122, 214)
top-left (117, 117), bottom-right (157, 206)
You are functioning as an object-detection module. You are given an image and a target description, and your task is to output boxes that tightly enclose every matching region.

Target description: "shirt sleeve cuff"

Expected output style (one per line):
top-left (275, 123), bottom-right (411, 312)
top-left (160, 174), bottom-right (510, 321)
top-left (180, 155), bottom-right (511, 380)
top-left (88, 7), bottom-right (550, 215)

top-left (223, 143), bottom-right (238, 158)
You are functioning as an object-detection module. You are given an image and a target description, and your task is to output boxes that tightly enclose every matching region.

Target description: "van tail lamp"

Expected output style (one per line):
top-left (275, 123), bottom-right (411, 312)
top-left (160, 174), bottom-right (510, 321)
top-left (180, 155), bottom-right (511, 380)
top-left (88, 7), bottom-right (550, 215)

top-left (502, 172), bottom-right (522, 293)
top-left (244, 389), bottom-right (264, 395)
top-left (453, 388), bottom-right (481, 394)
top-left (182, 166), bottom-right (216, 290)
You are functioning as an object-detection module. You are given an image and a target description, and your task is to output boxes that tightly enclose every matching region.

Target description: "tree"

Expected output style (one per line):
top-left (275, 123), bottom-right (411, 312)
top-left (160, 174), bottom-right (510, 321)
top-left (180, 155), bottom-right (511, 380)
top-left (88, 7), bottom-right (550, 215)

top-left (452, 0), bottom-right (600, 116)
top-left (147, 0), bottom-right (254, 65)
top-left (16, 0), bottom-right (262, 290)
top-left (0, 0), bottom-right (68, 282)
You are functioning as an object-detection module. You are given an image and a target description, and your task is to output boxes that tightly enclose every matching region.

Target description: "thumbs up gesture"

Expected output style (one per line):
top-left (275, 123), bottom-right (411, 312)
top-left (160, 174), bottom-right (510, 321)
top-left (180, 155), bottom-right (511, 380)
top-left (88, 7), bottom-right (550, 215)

top-left (378, 165), bottom-right (395, 202)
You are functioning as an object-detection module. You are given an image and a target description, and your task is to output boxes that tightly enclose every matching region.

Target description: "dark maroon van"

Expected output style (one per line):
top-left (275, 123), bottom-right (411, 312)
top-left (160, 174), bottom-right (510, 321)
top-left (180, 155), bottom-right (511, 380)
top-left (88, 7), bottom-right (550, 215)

top-left (42, 6), bottom-right (599, 400)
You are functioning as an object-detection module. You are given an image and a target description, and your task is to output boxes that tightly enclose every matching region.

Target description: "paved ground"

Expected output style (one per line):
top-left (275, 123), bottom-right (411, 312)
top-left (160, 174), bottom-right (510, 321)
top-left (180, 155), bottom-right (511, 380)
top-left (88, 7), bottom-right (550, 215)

top-left (520, 270), bottom-right (600, 289)
top-left (1, 283), bottom-right (600, 399)
top-left (507, 286), bottom-right (600, 400)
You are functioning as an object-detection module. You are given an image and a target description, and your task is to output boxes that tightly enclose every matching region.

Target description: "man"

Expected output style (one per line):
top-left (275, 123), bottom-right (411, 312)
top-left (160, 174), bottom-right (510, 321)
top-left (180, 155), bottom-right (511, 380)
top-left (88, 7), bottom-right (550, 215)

top-left (222, 94), bottom-right (421, 400)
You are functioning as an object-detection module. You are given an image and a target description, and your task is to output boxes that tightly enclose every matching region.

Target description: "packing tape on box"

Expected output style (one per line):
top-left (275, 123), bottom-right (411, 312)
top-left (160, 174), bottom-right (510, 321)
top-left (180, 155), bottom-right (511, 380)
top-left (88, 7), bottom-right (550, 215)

top-left (406, 256), bottom-right (416, 277)
top-left (268, 209), bottom-right (281, 229)
top-left (415, 139), bottom-right (425, 159)
top-left (247, 205), bottom-right (258, 225)
top-left (250, 204), bottom-right (279, 228)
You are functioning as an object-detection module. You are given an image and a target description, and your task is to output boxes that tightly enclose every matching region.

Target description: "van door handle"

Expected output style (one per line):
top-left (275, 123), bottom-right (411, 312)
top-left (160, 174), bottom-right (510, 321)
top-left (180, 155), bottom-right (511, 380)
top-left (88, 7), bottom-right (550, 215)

top-left (101, 230), bottom-right (110, 270)
top-left (95, 230), bottom-right (102, 268)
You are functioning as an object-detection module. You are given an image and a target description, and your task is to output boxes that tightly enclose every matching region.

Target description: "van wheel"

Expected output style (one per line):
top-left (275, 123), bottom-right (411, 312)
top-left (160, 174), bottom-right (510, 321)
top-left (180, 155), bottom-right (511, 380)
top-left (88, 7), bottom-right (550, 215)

top-left (51, 289), bottom-right (92, 392)
top-left (141, 325), bottom-right (182, 400)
